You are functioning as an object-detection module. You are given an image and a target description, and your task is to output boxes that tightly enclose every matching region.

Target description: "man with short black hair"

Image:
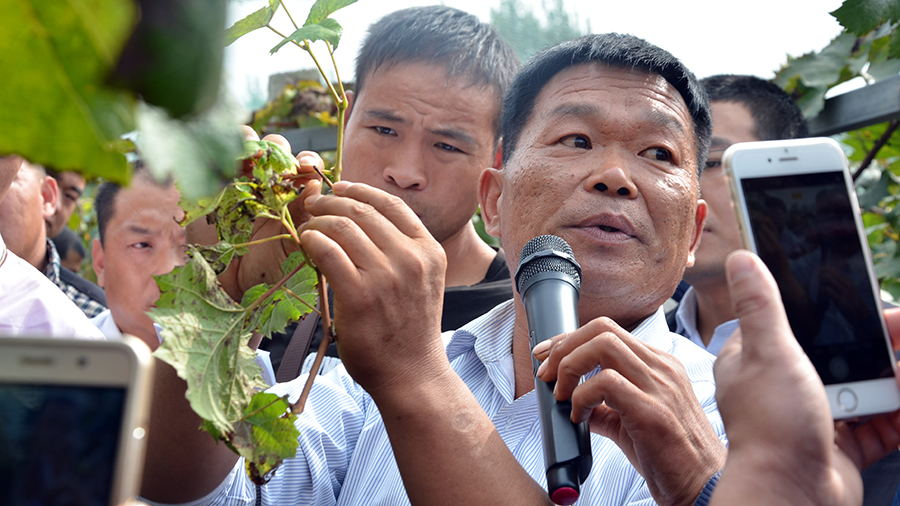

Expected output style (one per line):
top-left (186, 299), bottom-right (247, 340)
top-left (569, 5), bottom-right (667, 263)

top-left (0, 155), bottom-right (103, 339)
top-left (45, 169), bottom-right (85, 240)
top-left (249, 5), bottom-right (521, 375)
top-left (90, 168), bottom-right (186, 350)
top-left (669, 74), bottom-right (809, 355)
top-left (0, 158), bottom-right (106, 318)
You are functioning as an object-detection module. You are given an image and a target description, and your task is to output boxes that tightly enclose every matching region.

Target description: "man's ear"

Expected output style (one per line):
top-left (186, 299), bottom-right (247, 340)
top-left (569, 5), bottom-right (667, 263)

top-left (685, 199), bottom-right (708, 268)
top-left (479, 168), bottom-right (504, 239)
top-left (92, 238), bottom-right (106, 287)
top-left (39, 175), bottom-right (58, 221)
top-left (344, 90), bottom-right (355, 127)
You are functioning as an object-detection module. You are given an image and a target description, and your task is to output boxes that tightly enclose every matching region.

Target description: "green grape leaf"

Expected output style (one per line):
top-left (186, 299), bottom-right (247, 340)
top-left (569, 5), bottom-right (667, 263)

top-left (151, 247), bottom-right (268, 433)
top-left (832, 0), bottom-right (900, 36)
top-left (230, 392), bottom-right (300, 485)
top-left (180, 186), bottom-right (228, 228)
top-left (889, 29), bottom-right (900, 59)
top-left (197, 241), bottom-right (240, 275)
top-left (0, 0), bottom-right (136, 183)
top-left (208, 183), bottom-right (256, 246)
top-left (242, 253), bottom-right (318, 338)
top-left (859, 167), bottom-right (894, 209)
top-left (226, 0), bottom-right (281, 46)
top-left (243, 140), bottom-right (300, 175)
top-left (305, 0), bottom-right (359, 25)
top-left (270, 19), bottom-right (343, 54)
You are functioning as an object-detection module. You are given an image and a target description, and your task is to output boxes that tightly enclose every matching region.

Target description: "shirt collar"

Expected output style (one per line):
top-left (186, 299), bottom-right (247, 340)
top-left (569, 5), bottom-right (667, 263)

top-left (43, 238), bottom-right (62, 284)
top-left (673, 286), bottom-right (738, 357)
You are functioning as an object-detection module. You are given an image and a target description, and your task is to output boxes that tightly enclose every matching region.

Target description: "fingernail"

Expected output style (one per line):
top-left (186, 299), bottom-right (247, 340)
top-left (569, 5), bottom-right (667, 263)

top-left (726, 250), bottom-right (755, 283)
top-left (536, 359), bottom-right (548, 377)
top-left (305, 193), bottom-right (320, 205)
top-left (298, 155), bottom-right (318, 167)
top-left (532, 340), bottom-right (551, 357)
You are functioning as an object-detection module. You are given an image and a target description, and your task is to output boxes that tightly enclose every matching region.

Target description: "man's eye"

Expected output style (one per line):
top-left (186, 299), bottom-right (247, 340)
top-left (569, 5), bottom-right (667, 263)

top-left (435, 142), bottom-right (462, 153)
top-left (133, 242), bottom-right (151, 250)
top-left (705, 160), bottom-right (722, 169)
top-left (560, 135), bottom-right (591, 149)
top-left (374, 126), bottom-right (396, 136)
top-left (640, 147), bottom-right (672, 162)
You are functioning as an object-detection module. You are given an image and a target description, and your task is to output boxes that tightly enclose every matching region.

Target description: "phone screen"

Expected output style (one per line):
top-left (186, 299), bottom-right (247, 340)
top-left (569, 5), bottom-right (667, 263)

top-left (741, 170), bottom-right (894, 385)
top-left (0, 383), bottom-right (127, 506)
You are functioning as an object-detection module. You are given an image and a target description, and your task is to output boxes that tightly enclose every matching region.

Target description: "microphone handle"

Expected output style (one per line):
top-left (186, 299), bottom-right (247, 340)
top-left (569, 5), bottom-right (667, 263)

top-left (522, 273), bottom-right (593, 504)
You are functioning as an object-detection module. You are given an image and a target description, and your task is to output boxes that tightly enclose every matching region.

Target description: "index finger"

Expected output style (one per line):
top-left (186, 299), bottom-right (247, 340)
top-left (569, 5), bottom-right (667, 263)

top-left (318, 181), bottom-right (432, 243)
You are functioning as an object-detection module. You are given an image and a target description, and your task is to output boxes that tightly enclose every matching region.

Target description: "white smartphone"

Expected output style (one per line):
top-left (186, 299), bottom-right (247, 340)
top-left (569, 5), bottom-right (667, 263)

top-left (724, 137), bottom-right (900, 419)
top-left (0, 335), bottom-right (154, 505)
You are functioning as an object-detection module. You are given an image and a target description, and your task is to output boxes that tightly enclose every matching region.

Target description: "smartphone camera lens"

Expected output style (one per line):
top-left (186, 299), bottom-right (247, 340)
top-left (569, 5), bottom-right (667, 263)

top-left (767, 158), bottom-right (772, 163)
top-left (77, 356), bottom-right (89, 368)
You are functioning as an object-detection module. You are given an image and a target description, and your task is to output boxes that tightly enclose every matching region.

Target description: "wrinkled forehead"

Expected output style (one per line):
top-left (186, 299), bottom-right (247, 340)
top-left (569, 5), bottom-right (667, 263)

top-left (112, 177), bottom-right (185, 225)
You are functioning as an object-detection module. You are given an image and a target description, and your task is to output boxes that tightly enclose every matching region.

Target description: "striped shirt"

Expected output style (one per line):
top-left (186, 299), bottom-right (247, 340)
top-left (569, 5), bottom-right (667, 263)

top-left (170, 300), bottom-right (724, 506)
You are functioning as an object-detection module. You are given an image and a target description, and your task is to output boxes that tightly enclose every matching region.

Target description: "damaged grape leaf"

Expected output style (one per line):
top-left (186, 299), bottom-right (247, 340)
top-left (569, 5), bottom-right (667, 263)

top-left (151, 246), bottom-right (268, 434)
top-left (231, 392), bottom-right (301, 484)
top-left (243, 252), bottom-right (318, 337)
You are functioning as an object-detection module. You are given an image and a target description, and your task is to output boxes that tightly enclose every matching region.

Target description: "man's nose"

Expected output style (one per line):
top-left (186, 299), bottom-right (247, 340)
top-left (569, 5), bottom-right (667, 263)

top-left (382, 146), bottom-right (428, 190)
top-left (584, 150), bottom-right (638, 198)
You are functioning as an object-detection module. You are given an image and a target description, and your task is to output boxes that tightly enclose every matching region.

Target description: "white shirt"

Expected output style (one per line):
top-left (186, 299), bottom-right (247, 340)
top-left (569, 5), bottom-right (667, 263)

top-left (673, 287), bottom-right (738, 357)
top-left (0, 233), bottom-right (104, 340)
top-left (159, 300), bottom-right (724, 506)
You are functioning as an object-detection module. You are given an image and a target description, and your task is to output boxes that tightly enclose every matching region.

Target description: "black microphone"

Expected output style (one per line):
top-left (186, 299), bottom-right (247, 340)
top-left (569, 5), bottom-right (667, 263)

top-left (515, 235), bottom-right (592, 505)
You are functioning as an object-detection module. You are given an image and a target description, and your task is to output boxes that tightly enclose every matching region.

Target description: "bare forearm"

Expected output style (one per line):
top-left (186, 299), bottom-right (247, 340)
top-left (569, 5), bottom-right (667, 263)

top-left (140, 358), bottom-right (240, 503)
top-left (372, 366), bottom-right (551, 506)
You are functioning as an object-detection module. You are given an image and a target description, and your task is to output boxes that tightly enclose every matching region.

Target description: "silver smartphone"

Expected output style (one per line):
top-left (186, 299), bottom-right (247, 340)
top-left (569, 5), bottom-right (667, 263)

top-left (724, 137), bottom-right (900, 419)
top-left (0, 335), bottom-right (154, 505)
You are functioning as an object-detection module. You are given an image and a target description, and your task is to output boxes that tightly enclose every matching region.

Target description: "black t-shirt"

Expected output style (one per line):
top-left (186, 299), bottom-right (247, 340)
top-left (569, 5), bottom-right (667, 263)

top-left (441, 249), bottom-right (513, 331)
top-left (260, 249), bottom-right (514, 372)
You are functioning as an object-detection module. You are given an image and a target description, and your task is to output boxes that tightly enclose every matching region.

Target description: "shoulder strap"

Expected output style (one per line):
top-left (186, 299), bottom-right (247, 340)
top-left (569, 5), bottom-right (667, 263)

top-left (275, 308), bottom-right (321, 383)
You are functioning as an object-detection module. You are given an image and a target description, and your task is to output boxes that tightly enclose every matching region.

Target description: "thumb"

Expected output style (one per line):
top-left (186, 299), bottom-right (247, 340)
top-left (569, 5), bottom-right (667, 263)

top-left (725, 250), bottom-right (795, 360)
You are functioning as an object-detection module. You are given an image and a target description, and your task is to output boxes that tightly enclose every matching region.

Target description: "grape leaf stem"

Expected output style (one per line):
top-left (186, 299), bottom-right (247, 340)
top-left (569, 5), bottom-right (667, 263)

top-left (245, 261), bottom-right (307, 312)
top-left (292, 271), bottom-right (333, 414)
top-left (233, 233), bottom-right (294, 249)
top-left (279, 0), bottom-right (300, 30)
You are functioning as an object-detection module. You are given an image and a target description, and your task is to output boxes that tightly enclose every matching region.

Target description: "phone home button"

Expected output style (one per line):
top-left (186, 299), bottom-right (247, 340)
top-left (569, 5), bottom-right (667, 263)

top-left (837, 388), bottom-right (858, 413)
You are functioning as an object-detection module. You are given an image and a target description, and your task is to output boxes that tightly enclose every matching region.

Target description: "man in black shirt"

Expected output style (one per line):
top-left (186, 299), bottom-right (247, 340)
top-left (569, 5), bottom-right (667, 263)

top-left (262, 7), bottom-right (518, 378)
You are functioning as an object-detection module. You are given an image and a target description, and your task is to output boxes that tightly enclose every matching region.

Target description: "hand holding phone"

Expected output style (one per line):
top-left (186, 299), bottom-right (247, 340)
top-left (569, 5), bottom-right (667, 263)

top-left (724, 137), bottom-right (900, 419)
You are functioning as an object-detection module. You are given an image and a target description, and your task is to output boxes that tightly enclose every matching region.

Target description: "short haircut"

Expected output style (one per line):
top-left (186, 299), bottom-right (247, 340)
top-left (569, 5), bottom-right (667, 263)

top-left (95, 162), bottom-right (168, 245)
top-left (501, 33), bottom-right (712, 175)
top-left (354, 6), bottom-right (520, 144)
top-left (702, 74), bottom-right (808, 141)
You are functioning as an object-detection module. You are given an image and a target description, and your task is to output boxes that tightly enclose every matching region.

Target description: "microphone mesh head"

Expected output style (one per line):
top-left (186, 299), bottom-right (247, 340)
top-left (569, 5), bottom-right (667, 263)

top-left (516, 235), bottom-right (581, 294)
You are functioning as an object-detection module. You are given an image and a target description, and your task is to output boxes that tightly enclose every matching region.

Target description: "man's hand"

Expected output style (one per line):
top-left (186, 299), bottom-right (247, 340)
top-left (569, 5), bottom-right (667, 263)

top-left (299, 181), bottom-right (449, 397)
top-left (711, 250), bottom-right (862, 506)
top-left (534, 318), bottom-right (726, 506)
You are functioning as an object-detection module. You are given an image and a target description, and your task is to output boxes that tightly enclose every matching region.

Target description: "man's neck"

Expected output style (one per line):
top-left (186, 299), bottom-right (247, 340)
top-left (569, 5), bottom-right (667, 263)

top-left (691, 280), bottom-right (735, 346)
top-left (441, 221), bottom-right (497, 288)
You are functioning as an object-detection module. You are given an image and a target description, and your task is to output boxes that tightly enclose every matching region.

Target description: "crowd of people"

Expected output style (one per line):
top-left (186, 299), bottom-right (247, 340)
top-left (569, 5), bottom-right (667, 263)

top-left (3, 5), bottom-right (900, 506)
